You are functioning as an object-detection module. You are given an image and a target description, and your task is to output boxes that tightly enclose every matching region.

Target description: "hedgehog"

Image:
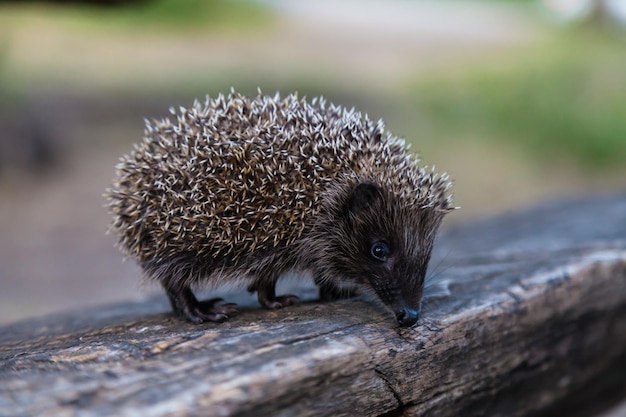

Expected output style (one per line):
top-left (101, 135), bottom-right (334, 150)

top-left (106, 89), bottom-right (454, 327)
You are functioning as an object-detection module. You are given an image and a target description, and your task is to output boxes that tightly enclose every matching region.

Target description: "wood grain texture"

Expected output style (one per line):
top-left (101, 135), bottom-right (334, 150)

top-left (1, 192), bottom-right (626, 417)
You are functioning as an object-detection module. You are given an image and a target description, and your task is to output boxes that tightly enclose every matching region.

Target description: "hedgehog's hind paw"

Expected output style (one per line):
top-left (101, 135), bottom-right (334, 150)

top-left (165, 285), bottom-right (238, 324)
top-left (181, 298), bottom-right (239, 324)
top-left (196, 298), bottom-right (239, 322)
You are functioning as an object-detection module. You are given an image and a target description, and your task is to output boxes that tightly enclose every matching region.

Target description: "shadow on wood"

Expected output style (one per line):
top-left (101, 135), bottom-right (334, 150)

top-left (1, 193), bottom-right (626, 417)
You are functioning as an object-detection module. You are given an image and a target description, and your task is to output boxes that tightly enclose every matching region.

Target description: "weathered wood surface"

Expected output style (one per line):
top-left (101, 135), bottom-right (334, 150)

top-left (1, 192), bottom-right (626, 417)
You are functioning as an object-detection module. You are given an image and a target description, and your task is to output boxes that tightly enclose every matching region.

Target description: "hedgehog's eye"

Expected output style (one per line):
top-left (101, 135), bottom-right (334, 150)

top-left (370, 241), bottom-right (389, 261)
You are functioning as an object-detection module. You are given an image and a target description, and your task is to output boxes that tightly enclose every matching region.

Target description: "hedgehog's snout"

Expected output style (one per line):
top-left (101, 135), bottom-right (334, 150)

top-left (395, 307), bottom-right (420, 327)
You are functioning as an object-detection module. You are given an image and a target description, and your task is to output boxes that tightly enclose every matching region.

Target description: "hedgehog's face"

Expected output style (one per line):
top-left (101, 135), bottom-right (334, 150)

top-left (330, 182), bottom-right (443, 327)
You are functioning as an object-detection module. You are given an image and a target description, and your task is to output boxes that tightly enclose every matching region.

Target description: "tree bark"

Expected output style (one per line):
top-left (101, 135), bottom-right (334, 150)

top-left (1, 193), bottom-right (625, 417)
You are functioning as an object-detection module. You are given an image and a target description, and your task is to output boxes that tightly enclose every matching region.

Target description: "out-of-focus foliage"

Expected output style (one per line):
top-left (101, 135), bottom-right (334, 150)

top-left (538, 0), bottom-right (626, 27)
top-left (412, 32), bottom-right (626, 169)
top-left (0, 0), bottom-right (270, 32)
top-left (117, 0), bottom-right (270, 31)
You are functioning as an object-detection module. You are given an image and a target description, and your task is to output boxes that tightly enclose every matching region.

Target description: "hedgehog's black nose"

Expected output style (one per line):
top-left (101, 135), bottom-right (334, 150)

top-left (396, 308), bottom-right (420, 327)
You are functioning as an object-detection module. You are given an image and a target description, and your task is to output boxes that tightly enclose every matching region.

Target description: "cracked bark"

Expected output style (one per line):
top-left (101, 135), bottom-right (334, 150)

top-left (375, 368), bottom-right (404, 411)
top-left (1, 193), bottom-right (626, 417)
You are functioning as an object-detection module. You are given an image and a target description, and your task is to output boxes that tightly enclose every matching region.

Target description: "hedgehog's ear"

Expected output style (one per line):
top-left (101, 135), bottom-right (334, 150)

top-left (346, 182), bottom-right (382, 215)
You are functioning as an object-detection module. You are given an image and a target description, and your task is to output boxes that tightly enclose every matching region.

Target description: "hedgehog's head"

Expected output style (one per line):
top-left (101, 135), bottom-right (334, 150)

top-left (319, 181), bottom-right (450, 327)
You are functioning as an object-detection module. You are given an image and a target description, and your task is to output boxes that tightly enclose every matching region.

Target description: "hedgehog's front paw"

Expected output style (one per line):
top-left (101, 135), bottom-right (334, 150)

top-left (262, 294), bottom-right (300, 310)
top-left (251, 281), bottom-right (300, 310)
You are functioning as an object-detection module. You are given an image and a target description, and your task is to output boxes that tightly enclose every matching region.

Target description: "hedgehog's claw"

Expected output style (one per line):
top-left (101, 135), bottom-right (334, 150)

top-left (210, 313), bottom-right (229, 323)
top-left (165, 285), bottom-right (238, 324)
top-left (199, 298), bottom-right (239, 315)
top-left (269, 295), bottom-right (300, 309)
top-left (187, 301), bottom-right (238, 324)
top-left (254, 282), bottom-right (299, 310)
top-left (259, 293), bottom-right (300, 310)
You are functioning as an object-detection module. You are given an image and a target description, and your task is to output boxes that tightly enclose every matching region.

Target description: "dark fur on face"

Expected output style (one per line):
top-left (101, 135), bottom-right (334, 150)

top-left (306, 181), bottom-right (446, 327)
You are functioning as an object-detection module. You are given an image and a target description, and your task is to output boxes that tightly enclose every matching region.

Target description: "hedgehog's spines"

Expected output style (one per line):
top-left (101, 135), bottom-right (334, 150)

top-left (107, 90), bottom-right (453, 269)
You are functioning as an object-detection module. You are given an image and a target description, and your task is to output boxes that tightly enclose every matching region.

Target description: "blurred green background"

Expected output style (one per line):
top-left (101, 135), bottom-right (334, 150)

top-left (1, 0), bottom-right (625, 324)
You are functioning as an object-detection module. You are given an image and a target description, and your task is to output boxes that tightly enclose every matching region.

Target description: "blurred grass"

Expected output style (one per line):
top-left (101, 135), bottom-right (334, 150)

top-left (2, 1), bottom-right (625, 173)
top-left (410, 30), bottom-right (626, 170)
top-left (112, 0), bottom-right (271, 32)
top-left (0, 0), bottom-right (271, 33)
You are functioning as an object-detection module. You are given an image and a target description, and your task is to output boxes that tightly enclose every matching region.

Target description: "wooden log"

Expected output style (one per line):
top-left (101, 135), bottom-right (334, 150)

top-left (1, 193), bottom-right (626, 417)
